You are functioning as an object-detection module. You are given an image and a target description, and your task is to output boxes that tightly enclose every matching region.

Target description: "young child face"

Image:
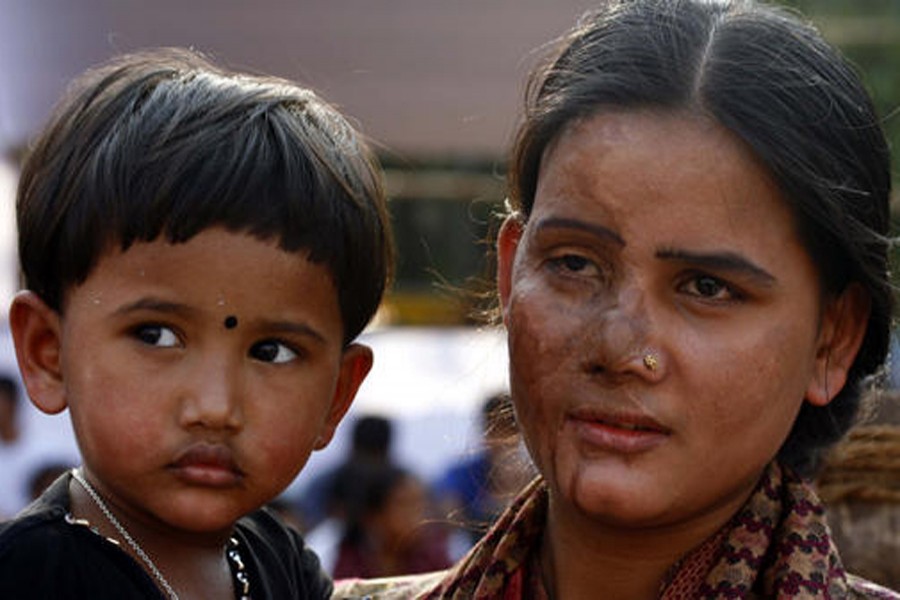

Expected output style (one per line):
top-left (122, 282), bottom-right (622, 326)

top-left (12, 228), bottom-right (371, 536)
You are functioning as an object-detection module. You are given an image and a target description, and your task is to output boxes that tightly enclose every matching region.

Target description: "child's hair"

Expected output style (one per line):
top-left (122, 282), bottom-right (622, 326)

top-left (17, 47), bottom-right (392, 344)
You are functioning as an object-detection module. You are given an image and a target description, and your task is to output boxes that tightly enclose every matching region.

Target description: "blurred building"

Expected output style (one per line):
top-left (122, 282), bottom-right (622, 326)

top-left (2, 0), bottom-right (898, 323)
top-left (0, 0), bottom-right (607, 323)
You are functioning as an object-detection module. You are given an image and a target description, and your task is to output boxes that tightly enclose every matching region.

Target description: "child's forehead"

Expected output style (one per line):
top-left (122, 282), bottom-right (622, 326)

top-left (110, 228), bottom-right (318, 271)
top-left (106, 228), bottom-right (313, 262)
top-left (57, 229), bottom-right (346, 347)
top-left (68, 228), bottom-right (336, 314)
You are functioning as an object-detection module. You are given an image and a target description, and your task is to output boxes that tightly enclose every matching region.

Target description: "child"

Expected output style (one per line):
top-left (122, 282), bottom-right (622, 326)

top-left (0, 47), bottom-right (392, 599)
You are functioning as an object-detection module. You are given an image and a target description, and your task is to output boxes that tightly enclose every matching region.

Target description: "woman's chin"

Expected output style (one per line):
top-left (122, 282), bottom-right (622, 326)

top-left (550, 464), bottom-right (679, 529)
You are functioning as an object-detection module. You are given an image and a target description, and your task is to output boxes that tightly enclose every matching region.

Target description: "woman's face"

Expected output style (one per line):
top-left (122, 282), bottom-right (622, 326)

top-left (498, 110), bottom-right (866, 529)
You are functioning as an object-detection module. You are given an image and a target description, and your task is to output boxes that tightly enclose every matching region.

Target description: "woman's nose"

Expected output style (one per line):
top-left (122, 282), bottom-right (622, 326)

top-left (583, 284), bottom-right (663, 379)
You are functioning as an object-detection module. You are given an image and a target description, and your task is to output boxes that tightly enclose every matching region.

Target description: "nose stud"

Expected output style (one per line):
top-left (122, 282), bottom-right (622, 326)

top-left (643, 352), bottom-right (659, 372)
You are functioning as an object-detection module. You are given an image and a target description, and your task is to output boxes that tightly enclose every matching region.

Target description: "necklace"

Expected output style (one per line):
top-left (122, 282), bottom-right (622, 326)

top-left (70, 468), bottom-right (251, 600)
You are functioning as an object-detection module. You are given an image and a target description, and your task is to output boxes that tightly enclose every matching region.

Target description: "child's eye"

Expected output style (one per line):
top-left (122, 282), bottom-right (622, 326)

top-left (134, 325), bottom-right (180, 348)
top-left (249, 340), bottom-right (298, 364)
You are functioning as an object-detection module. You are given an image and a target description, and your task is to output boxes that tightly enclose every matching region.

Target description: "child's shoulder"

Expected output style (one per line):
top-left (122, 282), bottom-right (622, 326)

top-left (0, 473), bottom-right (98, 592)
top-left (0, 472), bottom-right (159, 598)
top-left (235, 505), bottom-right (334, 599)
top-left (0, 470), bottom-right (70, 550)
top-left (0, 505), bottom-right (73, 576)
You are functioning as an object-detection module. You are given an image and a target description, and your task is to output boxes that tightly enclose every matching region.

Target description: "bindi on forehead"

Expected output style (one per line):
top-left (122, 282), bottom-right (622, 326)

top-left (224, 315), bottom-right (238, 330)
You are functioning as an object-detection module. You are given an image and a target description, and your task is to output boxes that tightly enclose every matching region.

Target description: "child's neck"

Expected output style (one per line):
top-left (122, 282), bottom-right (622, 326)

top-left (68, 471), bottom-right (240, 600)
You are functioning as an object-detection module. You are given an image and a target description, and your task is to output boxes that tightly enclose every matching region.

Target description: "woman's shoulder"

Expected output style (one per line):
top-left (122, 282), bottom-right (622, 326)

top-left (332, 571), bottom-right (447, 599)
top-left (848, 574), bottom-right (900, 599)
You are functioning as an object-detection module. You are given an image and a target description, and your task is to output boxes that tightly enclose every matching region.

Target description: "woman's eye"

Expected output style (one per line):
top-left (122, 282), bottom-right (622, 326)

top-left (684, 274), bottom-right (735, 300)
top-left (249, 340), bottom-right (298, 364)
top-left (134, 325), bottom-right (179, 348)
top-left (550, 253), bottom-right (597, 275)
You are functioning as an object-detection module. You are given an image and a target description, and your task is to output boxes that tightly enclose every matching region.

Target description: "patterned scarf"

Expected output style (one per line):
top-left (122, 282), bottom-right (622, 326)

top-left (416, 462), bottom-right (873, 599)
top-left (333, 462), bottom-right (898, 599)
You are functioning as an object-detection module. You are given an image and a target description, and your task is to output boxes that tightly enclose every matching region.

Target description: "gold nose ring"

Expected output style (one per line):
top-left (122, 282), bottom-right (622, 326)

top-left (643, 353), bottom-right (659, 372)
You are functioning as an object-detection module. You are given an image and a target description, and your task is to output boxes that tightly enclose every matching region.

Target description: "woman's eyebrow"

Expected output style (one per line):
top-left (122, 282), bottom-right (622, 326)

top-left (534, 216), bottom-right (624, 246)
top-left (656, 247), bottom-right (777, 286)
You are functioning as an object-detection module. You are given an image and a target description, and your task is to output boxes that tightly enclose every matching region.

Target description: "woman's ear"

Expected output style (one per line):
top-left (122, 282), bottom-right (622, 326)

top-left (805, 283), bottom-right (870, 407)
top-left (314, 343), bottom-right (374, 450)
top-left (9, 291), bottom-right (68, 415)
top-left (497, 215), bottom-right (524, 323)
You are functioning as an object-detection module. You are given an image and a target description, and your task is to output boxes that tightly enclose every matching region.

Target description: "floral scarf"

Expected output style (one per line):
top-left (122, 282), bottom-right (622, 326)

top-left (333, 462), bottom-right (898, 599)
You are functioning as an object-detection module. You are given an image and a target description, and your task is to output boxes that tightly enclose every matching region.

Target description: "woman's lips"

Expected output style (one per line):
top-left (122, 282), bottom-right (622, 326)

top-left (169, 443), bottom-right (243, 487)
top-left (568, 408), bottom-right (670, 454)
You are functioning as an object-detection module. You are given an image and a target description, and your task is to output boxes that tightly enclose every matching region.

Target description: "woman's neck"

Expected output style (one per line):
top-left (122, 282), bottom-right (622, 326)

top-left (539, 491), bottom-right (745, 600)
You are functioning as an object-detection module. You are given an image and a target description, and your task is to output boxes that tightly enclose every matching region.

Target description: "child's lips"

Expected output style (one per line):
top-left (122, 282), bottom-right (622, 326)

top-left (169, 443), bottom-right (244, 488)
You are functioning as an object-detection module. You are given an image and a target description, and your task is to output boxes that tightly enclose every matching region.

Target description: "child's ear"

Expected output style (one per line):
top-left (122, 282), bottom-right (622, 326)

top-left (314, 343), bottom-right (374, 450)
top-left (805, 283), bottom-right (870, 407)
top-left (497, 215), bottom-right (524, 324)
top-left (9, 291), bottom-right (68, 415)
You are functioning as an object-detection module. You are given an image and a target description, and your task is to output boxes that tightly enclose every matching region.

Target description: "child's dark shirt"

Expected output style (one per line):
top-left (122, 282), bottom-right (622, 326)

top-left (0, 472), bottom-right (333, 599)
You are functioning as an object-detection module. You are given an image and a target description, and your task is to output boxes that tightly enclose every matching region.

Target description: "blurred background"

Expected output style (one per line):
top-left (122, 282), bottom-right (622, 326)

top-left (0, 0), bottom-right (898, 583)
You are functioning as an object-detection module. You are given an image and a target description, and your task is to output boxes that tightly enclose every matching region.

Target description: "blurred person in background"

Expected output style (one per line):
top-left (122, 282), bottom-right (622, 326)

top-left (815, 389), bottom-right (900, 590)
top-left (333, 463), bottom-right (451, 579)
top-left (432, 393), bottom-right (535, 558)
top-left (301, 415), bottom-right (395, 529)
top-left (0, 372), bottom-right (80, 521)
top-left (303, 415), bottom-right (396, 572)
top-left (0, 375), bottom-right (24, 519)
top-left (0, 376), bottom-right (19, 447)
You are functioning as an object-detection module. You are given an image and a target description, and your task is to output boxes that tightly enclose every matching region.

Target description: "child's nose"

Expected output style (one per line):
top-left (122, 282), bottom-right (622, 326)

top-left (178, 355), bottom-right (244, 431)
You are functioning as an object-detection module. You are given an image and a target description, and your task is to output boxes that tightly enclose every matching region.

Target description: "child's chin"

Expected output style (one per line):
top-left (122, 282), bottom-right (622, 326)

top-left (160, 495), bottom-right (251, 534)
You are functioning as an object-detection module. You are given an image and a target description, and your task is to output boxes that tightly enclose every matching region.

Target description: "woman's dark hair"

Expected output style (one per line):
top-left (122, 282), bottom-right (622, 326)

top-left (508, 0), bottom-right (892, 476)
top-left (18, 48), bottom-right (392, 344)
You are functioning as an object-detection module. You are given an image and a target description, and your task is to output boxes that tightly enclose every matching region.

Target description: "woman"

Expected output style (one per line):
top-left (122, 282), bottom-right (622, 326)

top-left (336, 0), bottom-right (898, 597)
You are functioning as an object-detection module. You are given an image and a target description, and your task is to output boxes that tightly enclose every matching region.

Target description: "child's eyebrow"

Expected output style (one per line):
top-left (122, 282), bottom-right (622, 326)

top-left (112, 297), bottom-right (196, 318)
top-left (256, 319), bottom-right (327, 345)
top-left (112, 298), bottom-right (328, 343)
